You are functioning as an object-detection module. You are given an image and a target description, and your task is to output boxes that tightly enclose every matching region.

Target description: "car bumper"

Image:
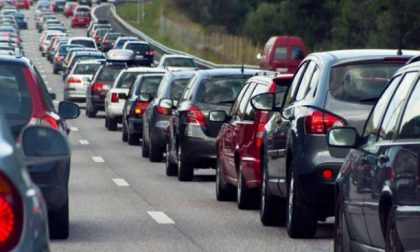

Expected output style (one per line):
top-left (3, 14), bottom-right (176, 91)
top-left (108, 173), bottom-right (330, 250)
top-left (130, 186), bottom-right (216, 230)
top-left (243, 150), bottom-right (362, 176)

top-left (181, 125), bottom-right (217, 168)
top-left (90, 94), bottom-right (106, 110)
top-left (106, 103), bottom-right (124, 118)
top-left (396, 205), bottom-right (420, 251)
top-left (150, 119), bottom-right (169, 149)
top-left (128, 116), bottom-right (143, 135)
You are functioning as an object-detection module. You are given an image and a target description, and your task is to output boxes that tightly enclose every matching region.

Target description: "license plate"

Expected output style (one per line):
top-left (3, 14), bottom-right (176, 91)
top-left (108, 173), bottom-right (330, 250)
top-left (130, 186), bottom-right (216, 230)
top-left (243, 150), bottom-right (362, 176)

top-left (78, 19), bottom-right (84, 21)
top-left (135, 55), bottom-right (144, 59)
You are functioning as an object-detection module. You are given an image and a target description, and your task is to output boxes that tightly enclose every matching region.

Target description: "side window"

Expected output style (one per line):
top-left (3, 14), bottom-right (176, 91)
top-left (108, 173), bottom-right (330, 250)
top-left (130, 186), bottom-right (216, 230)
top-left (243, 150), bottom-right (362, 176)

top-left (236, 82), bottom-right (256, 120)
top-left (229, 82), bottom-right (250, 116)
top-left (32, 66), bottom-right (55, 111)
top-left (306, 67), bottom-right (320, 99)
top-left (128, 81), bottom-right (137, 98)
top-left (398, 78), bottom-right (420, 139)
top-left (295, 61), bottom-right (316, 101)
top-left (180, 75), bottom-right (196, 102)
top-left (244, 83), bottom-right (267, 121)
top-left (362, 75), bottom-right (402, 145)
top-left (284, 61), bottom-right (308, 106)
top-left (378, 72), bottom-right (417, 141)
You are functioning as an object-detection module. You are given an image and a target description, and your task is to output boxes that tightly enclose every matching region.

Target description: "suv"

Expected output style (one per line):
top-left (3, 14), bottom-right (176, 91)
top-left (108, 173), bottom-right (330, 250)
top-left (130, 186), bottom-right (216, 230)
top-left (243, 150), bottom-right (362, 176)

top-left (166, 69), bottom-right (261, 181)
top-left (214, 73), bottom-right (292, 209)
top-left (0, 53), bottom-right (80, 239)
top-left (252, 49), bottom-right (420, 238)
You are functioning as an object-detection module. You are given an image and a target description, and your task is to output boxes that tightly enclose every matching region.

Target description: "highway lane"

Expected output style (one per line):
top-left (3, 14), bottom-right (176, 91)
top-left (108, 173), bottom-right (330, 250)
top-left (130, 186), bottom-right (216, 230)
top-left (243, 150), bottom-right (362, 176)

top-left (20, 5), bottom-right (333, 252)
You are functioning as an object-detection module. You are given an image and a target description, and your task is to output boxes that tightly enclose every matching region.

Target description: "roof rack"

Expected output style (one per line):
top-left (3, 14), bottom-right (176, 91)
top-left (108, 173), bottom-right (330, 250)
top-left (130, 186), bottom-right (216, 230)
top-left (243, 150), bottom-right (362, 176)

top-left (254, 71), bottom-right (277, 77)
top-left (14, 47), bottom-right (21, 58)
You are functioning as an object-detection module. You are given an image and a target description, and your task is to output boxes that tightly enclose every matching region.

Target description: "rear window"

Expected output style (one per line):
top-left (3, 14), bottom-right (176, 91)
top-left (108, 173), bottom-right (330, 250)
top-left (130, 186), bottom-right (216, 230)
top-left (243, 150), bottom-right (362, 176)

top-left (169, 78), bottom-right (190, 100)
top-left (73, 63), bottom-right (100, 75)
top-left (97, 66), bottom-right (124, 82)
top-left (330, 62), bottom-right (403, 102)
top-left (125, 43), bottom-right (149, 54)
top-left (71, 39), bottom-right (95, 48)
top-left (59, 45), bottom-right (81, 54)
top-left (274, 47), bottom-right (287, 60)
top-left (163, 58), bottom-right (196, 68)
top-left (116, 72), bottom-right (139, 88)
top-left (136, 76), bottom-right (163, 96)
top-left (0, 64), bottom-right (32, 134)
top-left (196, 75), bottom-right (250, 104)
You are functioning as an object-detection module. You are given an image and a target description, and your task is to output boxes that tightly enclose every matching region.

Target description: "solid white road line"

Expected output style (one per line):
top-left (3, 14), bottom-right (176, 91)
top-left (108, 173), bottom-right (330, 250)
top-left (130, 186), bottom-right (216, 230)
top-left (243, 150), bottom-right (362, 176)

top-left (147, 211), bottom-right (175, 224)
top-left (69, 127), bottom-right (79, 132)
top-left (92, 156), bottom-right (104, 163)
top-left (112, 178), bottom-right (130, 187)
top-left (79, 140), bottom-right (89, 145)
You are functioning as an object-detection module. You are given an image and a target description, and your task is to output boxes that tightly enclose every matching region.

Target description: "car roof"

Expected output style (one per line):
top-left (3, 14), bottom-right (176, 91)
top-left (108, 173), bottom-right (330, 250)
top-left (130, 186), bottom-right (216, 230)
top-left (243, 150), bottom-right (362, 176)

top-left (76, 59), bottom-right (105, 65)
top-left (122, 66), bottom-right (166, 73)
top-left (161, 54), bottom-right (194, 60)
top-left (194, 68), bottom-right (262, 77)
top-left (309, 49), bottom-right (420, 63)
top-left (69, 37), bottom-right (94, 41)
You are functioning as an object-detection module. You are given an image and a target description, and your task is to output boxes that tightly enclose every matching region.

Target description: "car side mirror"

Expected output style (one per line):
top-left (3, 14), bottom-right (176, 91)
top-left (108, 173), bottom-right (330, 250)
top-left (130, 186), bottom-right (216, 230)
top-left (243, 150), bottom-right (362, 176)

top-left (250, 93), bottom-right (280, 111)
top-left (58, 101), bottom-right (80, 119)
top-left (159, 98), bottom-right (174, 109)
top-left (208, 110), bottom-right (228, 122)
top-left (21, 125), bottom-right (70, 165)
top-left (137, 92), bottom-right (153, 102)
top-left (327, 127), bottom-right (359, 148)
top-left (49, 92), bottom-right (56, 100)
top-left (256, 53), bottom-right (262, 60)
top-left (119, 93), bottom-right (128, 100)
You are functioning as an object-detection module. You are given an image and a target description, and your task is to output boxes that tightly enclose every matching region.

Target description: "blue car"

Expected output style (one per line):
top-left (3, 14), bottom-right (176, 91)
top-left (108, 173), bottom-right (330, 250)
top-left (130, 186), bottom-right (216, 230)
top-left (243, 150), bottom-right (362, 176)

top-left (11, 13), bottom-right (28, 30)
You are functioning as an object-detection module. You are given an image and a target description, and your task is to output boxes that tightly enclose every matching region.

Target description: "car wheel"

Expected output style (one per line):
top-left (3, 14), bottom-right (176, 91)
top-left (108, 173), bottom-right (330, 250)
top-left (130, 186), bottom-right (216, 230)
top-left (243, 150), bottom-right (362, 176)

top-left (49, 199), bottom-right (69, 239)
top-left (165, 141), bottom-right (177, 176)
top-left (215, 157), bottom-right (235, 201)
top-left (122, 121), bottom-right (128, 142)
top-left (334, 193), bottom-right (351, 252)
top-left (107, 116), bottom-right (117, 131)
top-left (237, 162), bottom-right (259, 209)
top-left (260, 164), bottom-right (286, 226)
top-left (177, 145), bottom-right (193, 181)
top-left (286, 170), bottom-right (317, 238)
top-left (86, 103), bottom-right (97, 118)
top-left (53, 67), bottom-right (58, 74)
top-left (149, 135), bottom-right (163, 162)
top-left (386, 207), bottom-right (404, 252)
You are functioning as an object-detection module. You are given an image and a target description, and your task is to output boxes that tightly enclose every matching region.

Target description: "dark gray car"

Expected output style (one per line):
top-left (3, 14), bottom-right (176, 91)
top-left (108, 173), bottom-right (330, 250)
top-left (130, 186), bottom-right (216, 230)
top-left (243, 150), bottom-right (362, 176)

top-left (253, 49), bottom-right (420, 238)
top-left (332, 60), bottom-right (420, 251)
top-left (142, 71), bottom-right (195, 163)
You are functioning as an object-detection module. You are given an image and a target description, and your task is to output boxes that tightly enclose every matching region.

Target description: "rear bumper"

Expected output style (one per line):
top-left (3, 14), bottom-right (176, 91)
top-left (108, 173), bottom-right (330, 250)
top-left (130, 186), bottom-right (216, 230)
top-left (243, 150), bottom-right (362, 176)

top-left (90, 94), bottom-right (106, 110)
top-left (106, 103), bottom-right (124, 118)
top-left (396, 205), bottom-right (420, 251)
top-left (181, 125), bottom-right (217, 168)
top-left (128, 116), bottom-right (143, 135)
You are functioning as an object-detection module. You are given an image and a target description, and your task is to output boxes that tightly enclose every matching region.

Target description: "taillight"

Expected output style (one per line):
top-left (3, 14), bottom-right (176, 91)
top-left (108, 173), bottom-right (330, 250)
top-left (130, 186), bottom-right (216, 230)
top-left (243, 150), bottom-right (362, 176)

top-left (91, 82), bottom-right (104, 93)
top-left (111, 93), bottom-right (119, 103)
top-left (132, 101), bottom-right (148, 116)
top-left (54, 55), bottom-right (62, 62)
top-left (41, 114), bottom-right (59, 129)
top-left (322, 169), bottom-right (334, 181)
top-left (268, 82), bottom-right (276, 92)
top-left (186, 105), bottom-right (205, 127)
top-left (304, 108), bottom-right (344, 134)
top-left (145, 50), bottom-right (154, 56)
top-left (103, 39), bottom-right (109, 45)
top-left (157, 106), bottom-right (169, 115)
top-left (67, 76), bottom-right (81, 84)
top-left (0, 171), bottom-right (23, 251)
top-left (94, 36), bottom-right (99, 42)
top-left (255, 112), bottom-right (269, 149)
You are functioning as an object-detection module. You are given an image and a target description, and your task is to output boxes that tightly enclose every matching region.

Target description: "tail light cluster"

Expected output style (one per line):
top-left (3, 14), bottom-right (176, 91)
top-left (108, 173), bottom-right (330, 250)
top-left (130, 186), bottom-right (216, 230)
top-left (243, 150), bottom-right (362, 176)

top-left (0, 171), bottom-right (23, 251)
top-left (94, 36), bottom-right (99, 42)
top-left (304, 108), bottom-right (344, 134)
top-left (186, 105), bottom-right (205, 127)
top-left (132, 101), bottom-right (149, 117)
top-left (103, 39), bottom-right (109, 45)
top-left (145, 50), bottom-right (154, 56)
top-left (157, 106), bottom-right (169, 115)
top-left (41, 114), bottom-right (59, 129)
top-left (54, 55), bottom-right (62, 62)
top-left (91, 82), bottom-right (109, 93)
top-left (255, 112), bottom-right (269, 149)
top-left (111, 93), bottom-right (119, 103)
top-left (67, 76), bottom-right (81, 84)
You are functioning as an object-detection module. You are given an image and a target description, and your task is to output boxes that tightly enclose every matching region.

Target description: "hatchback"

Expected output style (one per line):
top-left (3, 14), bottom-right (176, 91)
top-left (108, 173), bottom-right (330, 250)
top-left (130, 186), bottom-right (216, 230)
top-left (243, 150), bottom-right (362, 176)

top-left (71, 12), bottom-right (90, 28)
top-left (122, 41), bottom-right (154, 66)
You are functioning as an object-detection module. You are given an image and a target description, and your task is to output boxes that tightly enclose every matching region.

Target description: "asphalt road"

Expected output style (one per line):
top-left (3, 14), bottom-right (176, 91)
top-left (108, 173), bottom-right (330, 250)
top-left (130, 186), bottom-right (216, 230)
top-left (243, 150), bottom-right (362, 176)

top-left (20, 5), bottom-right (333, 252)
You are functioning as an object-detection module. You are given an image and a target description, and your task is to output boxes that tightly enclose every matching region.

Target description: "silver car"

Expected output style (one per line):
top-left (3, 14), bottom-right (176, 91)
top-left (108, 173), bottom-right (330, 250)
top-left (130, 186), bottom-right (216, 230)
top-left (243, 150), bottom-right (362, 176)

top-left (0, 113), bottom-right (70, 251)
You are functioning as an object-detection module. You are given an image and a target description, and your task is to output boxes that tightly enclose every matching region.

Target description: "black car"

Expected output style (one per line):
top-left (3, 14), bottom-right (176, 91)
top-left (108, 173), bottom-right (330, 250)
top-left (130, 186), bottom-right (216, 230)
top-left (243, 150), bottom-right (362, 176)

top-left (251, 49), bottom-right (419, 238)
top-left (121, 73), bottom-right (165, 145)
top-left (142, 71), bottom-right (195, 163)
top-left (331, 60), bottom-right (420, 251)
top-left (165, 69), bottom-right (261, 181)
top-left (122, 41), bottom-right (154, 66)
top-left (0, 53), bottom-right (80, 239)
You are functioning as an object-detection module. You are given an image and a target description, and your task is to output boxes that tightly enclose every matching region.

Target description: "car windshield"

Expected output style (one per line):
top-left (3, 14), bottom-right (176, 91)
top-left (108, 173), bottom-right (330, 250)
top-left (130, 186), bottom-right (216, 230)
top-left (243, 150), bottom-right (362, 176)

top-left (116, 72), bottom-right (140, 89)
top-left (135, 76), bottom-right (163, 96)
top-left (163, 58), bottom-right (196, 68)
top-left (59, 45), bottom-right (82, 54)
top-left (196, 75), bottom-right (250, 104)
top-left (330, 62), bottom-right (404, 102)
top-left (125, 43), bottom-right (149, 54)
top-left (71, 40), bottom-right (95, 48)
top-left (73, 63), bottom-right (101, 75)
top-left (0, 64), bottom-right (32, 136)
top-left (97, 66), bottom-right (124, 82)
top-left (169, 78), bottom-right (191, 99)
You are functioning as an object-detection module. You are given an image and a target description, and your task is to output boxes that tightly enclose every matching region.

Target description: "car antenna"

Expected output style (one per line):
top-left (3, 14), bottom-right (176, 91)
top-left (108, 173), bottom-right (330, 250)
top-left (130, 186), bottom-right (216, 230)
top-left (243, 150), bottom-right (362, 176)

top-left (240, 54), bottom-right (245, 76)
top-left (397, 37), bottom-right (403, 56)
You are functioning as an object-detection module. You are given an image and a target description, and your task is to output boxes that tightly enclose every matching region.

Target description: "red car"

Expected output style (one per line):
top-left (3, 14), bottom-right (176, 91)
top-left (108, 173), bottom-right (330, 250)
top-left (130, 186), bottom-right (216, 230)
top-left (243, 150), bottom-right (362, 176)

top-left (71, 12), bottom-right (90, 27)
top-left (64, 2), bottom-right (78, 17)
top-left (215, 73), bottom-right (292, 209)
top-left (16, 0), bottom-right (29, 9)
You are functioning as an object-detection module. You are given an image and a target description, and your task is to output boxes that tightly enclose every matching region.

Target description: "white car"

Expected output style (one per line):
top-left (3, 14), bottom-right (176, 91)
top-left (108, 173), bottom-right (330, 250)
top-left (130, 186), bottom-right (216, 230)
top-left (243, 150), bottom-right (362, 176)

top-left (67, 37), bottom-right (98, 50)
top-left (157, 54), bottom-right (198, 72)
top-left (64, 59), bottom-right (104, 102)
top-left (104, 67), bottom-right (166, 131)
top-left (39, 31), bottom-right (67, 56)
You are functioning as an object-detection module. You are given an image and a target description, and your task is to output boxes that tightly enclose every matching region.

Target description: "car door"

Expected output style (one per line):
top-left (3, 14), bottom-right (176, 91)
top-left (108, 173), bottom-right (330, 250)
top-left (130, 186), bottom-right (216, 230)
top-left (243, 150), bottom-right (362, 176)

top-left (363, 71), bottom-right (418, 248)
top-left (343, 74), bottom-right (403, 245)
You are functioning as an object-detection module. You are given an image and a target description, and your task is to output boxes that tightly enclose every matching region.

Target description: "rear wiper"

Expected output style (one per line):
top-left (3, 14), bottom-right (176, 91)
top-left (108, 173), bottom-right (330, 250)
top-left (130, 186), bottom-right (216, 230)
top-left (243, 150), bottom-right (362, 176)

top-left (359, 97), bottom-right (378, 103)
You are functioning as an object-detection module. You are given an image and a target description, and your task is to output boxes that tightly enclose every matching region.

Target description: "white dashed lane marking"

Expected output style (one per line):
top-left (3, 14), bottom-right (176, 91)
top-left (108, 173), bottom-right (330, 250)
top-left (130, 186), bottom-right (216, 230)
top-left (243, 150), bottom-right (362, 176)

top-left (112, 178), bottom-right (130, 187)
top-left (69, 127), bottom-right (79, 132)
top-left (92, 156), bottom-right (104, 163)
top-left (147, 211), bottom-right (175, 224)
top-left (79, 140), bottom-right (89, 145)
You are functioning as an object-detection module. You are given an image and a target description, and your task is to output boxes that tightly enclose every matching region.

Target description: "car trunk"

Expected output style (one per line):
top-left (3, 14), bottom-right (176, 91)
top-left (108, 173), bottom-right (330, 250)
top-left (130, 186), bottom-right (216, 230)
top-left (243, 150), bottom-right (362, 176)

top-left (197, 103), bottom-right (232, 138)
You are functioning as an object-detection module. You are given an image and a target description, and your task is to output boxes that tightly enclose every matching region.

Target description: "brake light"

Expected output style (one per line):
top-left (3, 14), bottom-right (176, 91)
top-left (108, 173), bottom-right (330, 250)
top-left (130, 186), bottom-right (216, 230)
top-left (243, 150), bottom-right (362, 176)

top-left (41, 114), bottom-right (59, 129)
top-left (0, 171), bottom-right (23, 251)
top-left (268, 82), bottom-right (276, 92)
top-left (67, 76), bottom-right (81, 84)
top-left (103, 39), bottom-right (109, 45)
top-left (157, 106), bottom-right (169, 115)
top-left (91, 82), bottom-right (104, 93)
top-left (304, 108), bottom-right (344, 134)
top-left (383, 57), bottom-right (410, 62)
top-left (133, 101), bottom-right (148, 116)
top-left (94, 36), bottom-right (99, 42)
top-left (322, 169), bottom-right (334, 181)
top-left (186, 105), bottom-right (205, 127)
top-left (54, 55), bottom-right (62, 62)
top-left (111, 92), bottom-right (119, 103)
top-left (255, 112), bottom-right (269, 149)
top-left (145, 50), bottom-right (154, 56)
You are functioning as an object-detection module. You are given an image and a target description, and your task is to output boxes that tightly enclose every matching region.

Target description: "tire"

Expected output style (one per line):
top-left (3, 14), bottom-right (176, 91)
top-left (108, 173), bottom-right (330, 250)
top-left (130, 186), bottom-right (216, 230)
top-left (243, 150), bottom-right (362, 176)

top-left (215, 157), bottom-right (235, 201)
top-left (165, 141), bottom-right (177, 176)
top-left (286, 170), bottom-right (317, 238)
top-left (86, 103), bottom-right (97, 118)
top-left (334, 194), bottom-right (351, 252)
top-left (49, 199), bottom-right (69, 239)
top-left (237, 162), bottom-right (259, 209)
top-left (141, 130), bottom-right (149, 156)
top-left (260, 164), bottom-right (286, 226)
top-left (53, 67), bottom-right (58, 74)
top-left (149, 135), bottom-right (163, 162)
top-left (122, 121), bottom-right (128, 142)
top-left (177, 145), bottom-right (193, 181)
top-left (385, 207), bottom-right (404, 252)
top-left (107, 116), bottom-right (117, 131)
top-left (128, 132), bottom-right (140, 146)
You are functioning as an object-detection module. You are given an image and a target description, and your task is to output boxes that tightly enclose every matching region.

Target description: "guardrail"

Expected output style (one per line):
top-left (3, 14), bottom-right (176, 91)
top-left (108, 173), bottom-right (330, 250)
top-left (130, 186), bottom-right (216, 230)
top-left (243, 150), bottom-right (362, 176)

top-left (92, 4), bottom-right (259, 69)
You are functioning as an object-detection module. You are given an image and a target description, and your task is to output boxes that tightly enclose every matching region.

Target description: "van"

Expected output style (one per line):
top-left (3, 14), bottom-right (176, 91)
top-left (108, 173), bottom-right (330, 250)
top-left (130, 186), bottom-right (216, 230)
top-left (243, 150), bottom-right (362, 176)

top-left (258, 36), bottom-right (307, 74)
